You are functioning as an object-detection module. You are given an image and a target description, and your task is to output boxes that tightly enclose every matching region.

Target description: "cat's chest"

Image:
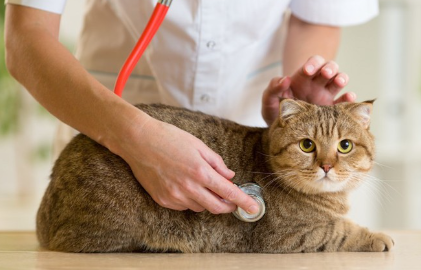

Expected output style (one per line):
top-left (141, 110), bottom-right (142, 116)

top-left (260, 186), bottom-right (346, 225)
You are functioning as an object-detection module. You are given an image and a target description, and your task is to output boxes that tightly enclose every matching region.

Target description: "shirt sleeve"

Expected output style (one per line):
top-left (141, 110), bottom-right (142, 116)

top-left (289, 0), bottom-right (379, 26)
top-left (4, 0), bottom-right (67, 14)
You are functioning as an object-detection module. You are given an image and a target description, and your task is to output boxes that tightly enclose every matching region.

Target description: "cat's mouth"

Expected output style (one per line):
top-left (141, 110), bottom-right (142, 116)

top-left (313, 174), bottom-right (348, 193)
top-left (318, 175), bottom-right (332, 182)
top-left (315, 170), bottom-right (334, 182)
top-left (316, 175), bottom-right (337, 186)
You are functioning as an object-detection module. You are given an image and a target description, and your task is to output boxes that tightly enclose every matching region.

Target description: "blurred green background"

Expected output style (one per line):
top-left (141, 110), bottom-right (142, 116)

top-left (0, 3), bottom-right (19, 136)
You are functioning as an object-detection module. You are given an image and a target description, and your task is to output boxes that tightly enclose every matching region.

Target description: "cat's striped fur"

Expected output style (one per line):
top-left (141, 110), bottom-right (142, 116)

top-left (36, 99), bottom-right (393, 253)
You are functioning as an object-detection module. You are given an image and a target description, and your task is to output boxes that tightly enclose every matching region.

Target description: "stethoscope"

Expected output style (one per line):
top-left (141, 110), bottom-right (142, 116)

top-left (113, 0), bottom-right (265, 222)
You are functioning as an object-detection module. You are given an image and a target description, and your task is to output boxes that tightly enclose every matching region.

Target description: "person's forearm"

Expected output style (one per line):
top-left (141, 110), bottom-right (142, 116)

top-left (5, 4), bottom-right (262, 214)
top-left (283, 14), bottom-right (341, 76)
top-left (5, 5), bottom-right (150, 154)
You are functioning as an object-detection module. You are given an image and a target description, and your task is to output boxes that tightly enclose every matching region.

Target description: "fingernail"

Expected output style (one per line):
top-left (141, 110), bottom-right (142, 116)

top-left (280, 91), bottom-right (288, 98)
top-left (305, 65), bottom-right (315, 74)
top-left (337, 76), bottom-right (346, 84)
top-left (247, 205), bottom-right (259, 214)
top-left (349, 92), bottom-right (356, 100)
top-left (286, 89), bottom-right (294, 98)
top-left (280, 89), bottom-right (292, 99)
top-left (324, 68), bottom-right (333, 76)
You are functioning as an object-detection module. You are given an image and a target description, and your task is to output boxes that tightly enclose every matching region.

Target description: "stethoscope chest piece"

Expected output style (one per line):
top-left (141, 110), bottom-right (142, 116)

top-left (233, 183), bottom-right (265, 222)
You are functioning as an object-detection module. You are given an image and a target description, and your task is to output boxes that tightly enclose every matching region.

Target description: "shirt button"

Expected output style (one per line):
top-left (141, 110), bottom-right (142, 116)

top-left (200, 94), bottom-right (211, 103)
top-left (206, 41), bottom-right (216, 49)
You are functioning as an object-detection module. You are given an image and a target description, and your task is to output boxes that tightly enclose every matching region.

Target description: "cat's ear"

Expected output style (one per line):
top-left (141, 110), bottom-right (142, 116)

top-left (279, 99), bottom-right (308, 124)
top-left (348, 100), bottom-right (374, 129)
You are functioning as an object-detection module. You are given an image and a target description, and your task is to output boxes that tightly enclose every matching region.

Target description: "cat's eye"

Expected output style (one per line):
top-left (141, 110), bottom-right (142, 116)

top-left (338, 139), bottom-right (353, 154)
top-left (299, 139), bottom-right (316, 153)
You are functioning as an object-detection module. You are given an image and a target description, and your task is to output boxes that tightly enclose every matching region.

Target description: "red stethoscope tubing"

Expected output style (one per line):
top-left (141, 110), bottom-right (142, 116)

top-left (114, 2), bottom-right (170, 97)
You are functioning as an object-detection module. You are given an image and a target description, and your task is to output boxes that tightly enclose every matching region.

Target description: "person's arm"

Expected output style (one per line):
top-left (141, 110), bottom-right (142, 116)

top-left (283, 14), bottom-right (341, 77)
top-left (5, 5), bottom-right (136, 147)
top-left (5, 4), bottom-right (258, 214)
top-left (262, 14), bottom-right (355, 125)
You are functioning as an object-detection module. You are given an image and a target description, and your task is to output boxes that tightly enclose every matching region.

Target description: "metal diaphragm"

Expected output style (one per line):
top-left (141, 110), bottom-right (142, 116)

top-left (232, 183), bottom-right (265, 222)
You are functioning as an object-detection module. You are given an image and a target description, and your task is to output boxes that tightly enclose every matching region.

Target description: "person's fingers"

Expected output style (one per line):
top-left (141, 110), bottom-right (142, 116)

top-left (263, 76), bottom-right (292, 105)
top-left (262, 76), bottom-right (294, 125)
top-left (187, 184), bottom-right (237, 214)
top-left (313, 61), bottom-right (339, 86)
top-left (333, 73), bottom-right (349, 88)
top-left (302, 55), bottom-right (326, 76)
top-left (184, 148), bottom-right (252, 215)
top-left (280, 88), bottom-right (294, 99)
top-left (334, 92), bottom-right (357, 104)
top-left (150, 173), bottom-right (234, 213)
top-left (160, 196), bottom-right (205, 213)
top-left (186, 199), bottom-right (206, 213)
top-left (153, 193), bottom-right (189, 211)
top-left (266, 77), bottom-right (291, 95)
top-left (151, 176), bottom-right (224, 213)
top-left (268, 76), bottom-right (284, 90)
top-left (199, 148), bottom-right (235, 180)
top-left (327, 73), bottom-right (349, 96)
top-left (205, 172), bottom-right (259, 214)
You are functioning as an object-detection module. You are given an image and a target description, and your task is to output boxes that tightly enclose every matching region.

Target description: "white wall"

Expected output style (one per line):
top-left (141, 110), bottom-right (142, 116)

top-left (339, 0), bottom-right (421, 229)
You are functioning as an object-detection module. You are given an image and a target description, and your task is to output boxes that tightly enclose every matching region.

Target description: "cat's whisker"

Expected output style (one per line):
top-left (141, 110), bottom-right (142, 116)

top-left (249, 171), bottom-right (278, 175)
top-left (283, 175), bottom-right (302, 197)
top-left (267, 173), bottom-right (289, 188)
top-left (359, 173), bottom-right (401, 198)
top-left (373, 161), bottom-right (395, 170)
top-left (257, 153), bottom-right (284, 162)
top-left (350, 174), bottom-right (395, 209)
top-left (234, 170), bottom-right (276, 183)
top-left (358, 177), bottom-right (387, 209)
top-left (262, 177), bottom-right (279, 190)
top-left (262, 171), bottom-right (295, 193)
top-left (256, 151), bottom-right (279, 159)
top-left (369, 180), bottom-right (396, 206)
top-left (345, 175), bottom-right (386, 211)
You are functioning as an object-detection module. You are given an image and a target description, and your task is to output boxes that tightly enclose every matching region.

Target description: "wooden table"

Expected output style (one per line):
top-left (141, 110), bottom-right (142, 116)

top-left (0, 231), bottom-right (420, 269)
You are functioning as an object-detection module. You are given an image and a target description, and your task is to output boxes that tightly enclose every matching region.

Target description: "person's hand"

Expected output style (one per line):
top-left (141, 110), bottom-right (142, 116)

top-left (118, 116), bottom-right (260, 214)
top-left (262, 55), bottom-right (356, 125)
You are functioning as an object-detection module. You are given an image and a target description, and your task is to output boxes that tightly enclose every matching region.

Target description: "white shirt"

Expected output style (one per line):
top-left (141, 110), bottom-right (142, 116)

top-left (6, 0), bottom-right (379, 126)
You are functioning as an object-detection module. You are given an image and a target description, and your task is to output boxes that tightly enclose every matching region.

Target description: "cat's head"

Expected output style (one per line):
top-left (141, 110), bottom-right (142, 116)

top-left (268, 99), bottom-right (374, 194)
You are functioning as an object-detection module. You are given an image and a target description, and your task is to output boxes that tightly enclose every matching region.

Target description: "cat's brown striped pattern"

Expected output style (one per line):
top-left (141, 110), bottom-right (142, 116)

top-left (36, 99), bottom-right (393, 253)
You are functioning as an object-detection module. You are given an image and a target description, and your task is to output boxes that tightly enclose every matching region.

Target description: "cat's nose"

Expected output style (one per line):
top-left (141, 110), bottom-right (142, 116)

top-left (321, 164), bottom-right (332, 173)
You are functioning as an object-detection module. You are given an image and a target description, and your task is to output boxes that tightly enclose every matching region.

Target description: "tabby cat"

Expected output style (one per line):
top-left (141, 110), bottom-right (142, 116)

top-left (36, 99), bottom-right (394, 253)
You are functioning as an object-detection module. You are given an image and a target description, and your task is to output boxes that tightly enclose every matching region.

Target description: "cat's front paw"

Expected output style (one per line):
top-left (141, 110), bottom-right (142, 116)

top-left (370, 232), bottom-right (394, 252)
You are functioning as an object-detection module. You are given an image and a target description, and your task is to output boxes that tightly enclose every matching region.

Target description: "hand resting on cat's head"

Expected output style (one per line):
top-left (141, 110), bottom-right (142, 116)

top-left (262, 55), bottom-right (355, 126)
top-left (36, 99), bottom-right (394, 253)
